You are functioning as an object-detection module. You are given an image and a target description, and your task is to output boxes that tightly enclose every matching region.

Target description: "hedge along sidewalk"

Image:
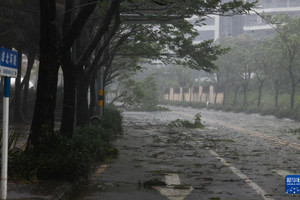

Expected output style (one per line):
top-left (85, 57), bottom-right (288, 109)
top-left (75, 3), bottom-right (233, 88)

top-left (161, 100), bottom-right (300, 121)
top-left (6, 106), bottom-right (122, 199)
top-left (3, 123), bottom-right (70, 200)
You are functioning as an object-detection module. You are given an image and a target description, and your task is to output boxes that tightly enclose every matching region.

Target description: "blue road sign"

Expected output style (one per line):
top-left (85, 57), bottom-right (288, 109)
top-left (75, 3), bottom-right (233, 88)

top-left (0, 48), bottom-right (18, 78)
top-left (286, 175), bottom-right (300, 194)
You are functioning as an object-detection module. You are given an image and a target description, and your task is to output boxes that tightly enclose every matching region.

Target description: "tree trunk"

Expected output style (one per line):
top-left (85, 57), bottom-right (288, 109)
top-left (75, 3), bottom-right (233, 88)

top-left (242, 82), bottom-right (248, 106)
top-left (214, 74), bottom-right (219, 104)
top-left (103, 80), bottom-right (106, 112)
top-left (76, 73), bottom-right (89, 126)
top-left (60, 0), bottom-right (96, 136)
top-left (14, 49), bottom-right (24, 123)
top-left (214, 86), bottom-right (219, 104)
top-left (288, 65), bottom-right (296, 110)
top-left (60, 53), bottom-right (76, 137)
top-left (257, 80), bottom-right (265, 107)
top-left (274, 81), bottom-right (279, 108)
top-left (89, 75), bottom-right (96, 117)
top-left (290, 82), bottom-right (295, 110)
top-left (233, 86), bottom-right (240, 106)
top-left (27, 0), bottom-right (60, 151)
top-left (22, 81), bottom-right (29, 117)
top-left (222, 86), bottom-right (227, 105)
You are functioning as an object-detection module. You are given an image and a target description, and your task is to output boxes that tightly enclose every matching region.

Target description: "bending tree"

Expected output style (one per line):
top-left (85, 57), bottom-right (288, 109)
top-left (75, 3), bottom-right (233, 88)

top-left (27, 0), bottom-right (256, 151)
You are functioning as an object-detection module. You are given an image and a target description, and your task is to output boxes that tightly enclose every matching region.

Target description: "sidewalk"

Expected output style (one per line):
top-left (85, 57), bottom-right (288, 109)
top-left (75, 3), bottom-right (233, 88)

top-left (7, 180), bottom-right (71, 200)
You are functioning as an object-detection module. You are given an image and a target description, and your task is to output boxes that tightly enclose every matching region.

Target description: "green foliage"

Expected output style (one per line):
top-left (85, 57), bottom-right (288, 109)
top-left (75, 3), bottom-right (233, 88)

top-left (291, 107), bottom-right (300, 121)
top-left (120, 76), bottom-right (163, 111)
top-left (0, 130), bottom-right (19, 151)
top-left (193, 113), bottom-right (205, 128)
top-left (0, 130), bottom-right (20, 166)
top-left (101, 105), bottom-right (123, 133)
top-left (274, 108), bottom-right (292, 119)
top-left (139, 76), bottom-right (159, 110)
top-left (9, 125), bottom-right (118, 181)
top-left (289, 127), bottom-right (300, 140)
top-left (168, 113), bottom-right (204, 128)
top-left (243, 106), bottom-right (261, 114)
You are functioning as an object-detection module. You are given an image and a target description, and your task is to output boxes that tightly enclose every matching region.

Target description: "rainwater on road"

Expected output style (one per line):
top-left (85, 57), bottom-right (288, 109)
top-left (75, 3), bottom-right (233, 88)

top-left (67, 106), bottom-right (300, 200)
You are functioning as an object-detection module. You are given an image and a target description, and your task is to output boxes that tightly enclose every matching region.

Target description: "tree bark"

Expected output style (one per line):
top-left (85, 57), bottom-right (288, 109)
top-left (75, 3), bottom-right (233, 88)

top-left (60, 53), bottom-right (76, 137)
top-left (76, 0), bottom-right (120, 66)
top-left (257, 80), bottom-right (265, 107)
top-left (76, 72), bottom-right (89, 126)
top-left (182, 87), bottom-right (185, 102)
top-left (14, 48), bottom-right (24, 123)
top-left (59, 0), bottom-right (97, 136)
top-left (27, 0), bottom-right (60, 151)
top-left (233, 85), bottom-right (240, 106)
top-left (290, 82), bottom-right (295, 110)
top-left (89, 74), bottom-right (97, 117)
top-left (242, 82), bottom-right (248, 107)
top-left (222, 85), bottom-right (227, 105)
top-left (214, 86), bottom-right (219, 104)
top-left (59, 0), bottom-right (119, 134)
top-left (274, 81), bottom-right (279, 108)
top-left (22, 81), bottom-right (29, 117)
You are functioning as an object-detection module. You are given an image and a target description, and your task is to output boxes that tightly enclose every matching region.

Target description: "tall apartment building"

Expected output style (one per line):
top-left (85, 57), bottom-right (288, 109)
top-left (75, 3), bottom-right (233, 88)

top-left (193, 0), bottom-right (300, 42)
top-left (244, 0), bottom-right (300, 38)
top-left (192, 15), bottom-right (245, 43)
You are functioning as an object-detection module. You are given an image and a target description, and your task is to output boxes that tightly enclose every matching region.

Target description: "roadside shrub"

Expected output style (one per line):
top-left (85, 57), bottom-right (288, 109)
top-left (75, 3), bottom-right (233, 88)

top-left (259, 107), bottom-right (277, 116)
top-left (289, 107), bottom-right (300, 121)
top-left (167, 113), bottom-right (204, 129)
top-left (244, 106), bottom-right (261, 114)
top-left (189, 102), bottom-right (199, 108)
top-left (157, 106), bottom-right (170, 111)
top-left (9, 125), bottom-right (118, 181)
top-left (101, 105), bottom-right (123, 133)
top-left (232, 106), bottom-right (244, 113)
top-left (274, 107), bottom-right (291, 119)
top-left (221, 105), bottom-right (233, 112)
top-left (211, 104), bottom-right (222, 111)
top-left (172, 101), bottom-right (184, 107)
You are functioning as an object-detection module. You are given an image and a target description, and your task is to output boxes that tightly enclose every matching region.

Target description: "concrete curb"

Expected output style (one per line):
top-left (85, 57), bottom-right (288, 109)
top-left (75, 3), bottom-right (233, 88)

top-left (48, 182), bottom-right (72, 200)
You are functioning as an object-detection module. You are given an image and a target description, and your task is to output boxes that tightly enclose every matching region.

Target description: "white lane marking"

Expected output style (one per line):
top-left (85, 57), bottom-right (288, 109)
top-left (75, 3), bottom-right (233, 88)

top-left (273, 169), bottom-right (294, 177)
top-left (153, 173), bottom-right (193, 200)
top-left (165, 173), bottom-right (181, 185)
top-left (209, 150), bottom-right (274, 200)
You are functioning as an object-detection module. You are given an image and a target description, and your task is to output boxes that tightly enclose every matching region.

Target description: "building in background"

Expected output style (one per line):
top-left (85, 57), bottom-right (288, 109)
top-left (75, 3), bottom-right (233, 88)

top-left (244, 0), bottom-right (300, 38)
top-left (191, 15), bottom-right (220, 43)
top-left (192, 0), bottom-right (300, 42)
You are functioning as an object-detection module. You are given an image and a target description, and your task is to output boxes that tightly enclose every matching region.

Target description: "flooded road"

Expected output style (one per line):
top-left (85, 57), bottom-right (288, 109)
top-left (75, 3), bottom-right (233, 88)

top-left (68, 106), bottom-right (300, 200)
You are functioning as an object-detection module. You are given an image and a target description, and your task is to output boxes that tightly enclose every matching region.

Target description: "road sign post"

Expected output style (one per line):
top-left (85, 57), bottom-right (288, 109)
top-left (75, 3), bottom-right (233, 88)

top-left (1, 77), bottom-right (10, 200)
top-left (0, 48), bottom-right (18, 200)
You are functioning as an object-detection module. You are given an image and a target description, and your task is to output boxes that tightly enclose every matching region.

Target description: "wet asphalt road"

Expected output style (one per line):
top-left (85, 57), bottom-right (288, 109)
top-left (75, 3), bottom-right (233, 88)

top-left (67, 106), bottom-right (300, 200)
